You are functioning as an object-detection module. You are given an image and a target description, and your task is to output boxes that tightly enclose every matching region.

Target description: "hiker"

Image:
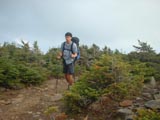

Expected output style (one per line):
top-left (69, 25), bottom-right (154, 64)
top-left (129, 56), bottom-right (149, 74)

top-left (57, 32), bottom-right (78, 87)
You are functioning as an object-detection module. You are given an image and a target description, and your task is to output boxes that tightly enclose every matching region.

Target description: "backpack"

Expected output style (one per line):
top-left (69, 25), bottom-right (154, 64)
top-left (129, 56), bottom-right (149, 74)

top-left (62, 37), bottom-right (80, 62)
top-left (72, 37), bottom-right (80, 61)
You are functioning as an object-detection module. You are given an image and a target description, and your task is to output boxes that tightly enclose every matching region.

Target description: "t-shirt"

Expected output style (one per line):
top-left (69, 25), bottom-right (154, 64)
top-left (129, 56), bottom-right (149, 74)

top-left (61, 41), bottom-right (77, 64)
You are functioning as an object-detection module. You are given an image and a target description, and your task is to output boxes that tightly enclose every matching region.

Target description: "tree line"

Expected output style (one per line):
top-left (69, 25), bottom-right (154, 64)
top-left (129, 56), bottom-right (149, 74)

top-left (0, 40), bottom-right (159, 89)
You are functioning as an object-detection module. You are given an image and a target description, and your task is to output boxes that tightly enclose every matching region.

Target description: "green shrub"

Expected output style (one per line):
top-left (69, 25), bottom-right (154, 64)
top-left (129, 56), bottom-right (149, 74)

top-left (63, 54), bottom-right (145, 113)
top-left (0, 58), bottom-right (20, 88)
top-left (17, 64), bottom-right (45, 85)
top-left (134, 109), bottom-right (160, 120)
top-left (103, 77), bottom-right (143, 101)
top-left (49, 63), bottom-right (63, 78)
top-left (0, 57), bottom-right (47, 88)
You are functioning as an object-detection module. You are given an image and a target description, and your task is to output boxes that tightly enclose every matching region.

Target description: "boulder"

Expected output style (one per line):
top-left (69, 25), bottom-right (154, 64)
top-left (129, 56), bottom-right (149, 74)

top-left (154, 94), bottom-right (160, 100)
top-left (117, 108), bottom-right (133, 120)
top-left (145, 100), bottom-right (160, 109)
top-left (125, 115), bottom-right (134, 120)
top-left (142, 93), bottom-right (153, 99)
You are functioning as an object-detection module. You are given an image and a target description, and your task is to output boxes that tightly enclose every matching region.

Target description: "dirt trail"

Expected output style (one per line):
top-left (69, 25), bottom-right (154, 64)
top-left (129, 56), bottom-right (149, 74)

top-left (0, 78), bottom-right (68, 120)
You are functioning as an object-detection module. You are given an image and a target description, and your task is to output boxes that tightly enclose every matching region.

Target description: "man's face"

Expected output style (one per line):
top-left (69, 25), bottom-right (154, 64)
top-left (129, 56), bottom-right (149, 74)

top-left (65, 36), bottom-right (72, 43)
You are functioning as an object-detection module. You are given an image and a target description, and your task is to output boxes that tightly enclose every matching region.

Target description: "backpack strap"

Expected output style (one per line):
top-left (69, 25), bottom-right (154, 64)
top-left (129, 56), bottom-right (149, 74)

top-left (71, 42), bottom-right (74, 54)
top-left (62, 41), bottom-right (74, 53)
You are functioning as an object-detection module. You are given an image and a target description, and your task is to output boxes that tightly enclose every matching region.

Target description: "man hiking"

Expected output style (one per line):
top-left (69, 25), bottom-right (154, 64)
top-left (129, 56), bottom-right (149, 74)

top-left (57, 32), bottom-right (78, 87)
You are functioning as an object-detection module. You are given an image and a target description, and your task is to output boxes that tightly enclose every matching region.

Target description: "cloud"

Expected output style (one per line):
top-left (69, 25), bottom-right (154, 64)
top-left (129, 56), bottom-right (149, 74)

top-left (0, 0), bottom-right (160, 53)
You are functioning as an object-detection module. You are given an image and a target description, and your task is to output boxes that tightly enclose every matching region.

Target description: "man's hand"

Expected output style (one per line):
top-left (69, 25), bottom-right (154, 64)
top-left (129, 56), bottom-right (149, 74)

top-left (71, 53), bottom-right (77, 58)
top-left (57, 56), bottom-right (61, 59)
top-left (57, 52), bottom-right (62, 59)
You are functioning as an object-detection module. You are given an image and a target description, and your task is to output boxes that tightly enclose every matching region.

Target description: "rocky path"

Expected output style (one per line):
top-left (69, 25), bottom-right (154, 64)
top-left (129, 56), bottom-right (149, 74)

top-left (0, 78), bottom-right (68, 120)
top-left (0, 77), bottom-right (160, 120)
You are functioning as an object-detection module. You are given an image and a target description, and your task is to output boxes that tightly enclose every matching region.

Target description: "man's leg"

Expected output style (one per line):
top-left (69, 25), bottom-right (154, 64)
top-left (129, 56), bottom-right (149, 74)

top-left (66, 74), bottom-right (74, 85)
top-left (67, 62), bottom-right (75, 85)
top-left (64, 74), bottom-right (69, 83)
top-left (63, 62), bottom-right (70, 84)
top-left (64, 73), bottom-right (74, 85)
top-left (64, 62), bottom-right (74, 86)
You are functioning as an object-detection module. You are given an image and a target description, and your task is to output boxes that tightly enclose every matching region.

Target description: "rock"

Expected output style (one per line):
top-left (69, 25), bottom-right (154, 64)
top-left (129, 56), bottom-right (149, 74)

top-left (133, 102), bottom-right (144, 108)
top-left (125, 115), bottom-right (134, 120)
top-left (0, 100), bottom-right (12, 105)
top-left (145, 100), bottom-right (160, 109)
top-left (120, 100), bottom-right (133, 107)
top-left (152, 89), bottom-right (159, 94)
top-left (133, 103), bottom-right (140, 107)
top-left (44, 88), bottom-right (48, 91)
top-left (36, 112), bottom-right (41, 115)
top-left (117, 108), bottom-right (132, 115)
top-left (27, 111), bottom-right (33, 114)
top-left (52, 93), bottom-right (63, 101)
top-left (142, 93), bottom-right (153, 99)
top-left (117, 108), bottom-right (133, 120)
top-left (134, 97), bottom-right (143, 103)
top-left (44, 94), bottom-right (63, 102)
top-left (33, 114), bottom-right (40, 118)
top-left (136, 97), bottom-right (142, 101)
top-left (154, 94), bottom-right (160, 100)
top-left (142, 85), bottom-right (158, 94)
top-left (134, 97), bottom-right (144, 107)
top-left (150, 76), bottom-right (156, 88)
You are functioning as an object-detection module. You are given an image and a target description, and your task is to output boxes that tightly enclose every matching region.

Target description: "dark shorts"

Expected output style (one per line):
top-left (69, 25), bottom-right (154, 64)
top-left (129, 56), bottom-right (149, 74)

top-left (63, 60), bottom-right (74, 74)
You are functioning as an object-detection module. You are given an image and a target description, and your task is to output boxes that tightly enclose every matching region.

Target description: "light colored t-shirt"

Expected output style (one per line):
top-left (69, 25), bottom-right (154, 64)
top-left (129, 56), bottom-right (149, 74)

top-left (61, 41), bottom-right (77, 64)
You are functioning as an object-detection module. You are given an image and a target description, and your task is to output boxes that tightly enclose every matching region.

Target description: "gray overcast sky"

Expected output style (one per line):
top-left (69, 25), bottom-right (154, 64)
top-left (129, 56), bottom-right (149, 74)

top-left (0, 0), bottom-right (160, 53)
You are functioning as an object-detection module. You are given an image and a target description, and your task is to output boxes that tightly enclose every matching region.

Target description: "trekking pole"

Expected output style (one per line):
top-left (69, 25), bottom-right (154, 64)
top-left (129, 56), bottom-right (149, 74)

top-left (55, 75), bottom-right (58, 94)
top-left (55, 59), bottom-right (62, 93)
top-left (73, 62), bottom-right (76, 83)
top-left (73, 73), bottom-right (76, 83)
top-left (54, 64), bottom-right (58, 93)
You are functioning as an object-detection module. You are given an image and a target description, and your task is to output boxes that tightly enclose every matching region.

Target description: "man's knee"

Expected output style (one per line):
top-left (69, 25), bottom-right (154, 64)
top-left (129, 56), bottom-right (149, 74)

top-left (65, 74), bottom-right (72, 79)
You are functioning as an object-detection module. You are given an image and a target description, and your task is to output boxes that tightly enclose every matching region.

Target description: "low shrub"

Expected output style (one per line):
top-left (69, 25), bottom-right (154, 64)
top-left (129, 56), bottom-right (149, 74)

top-left (63, 54), bottom-right (145, 114)
top-left (134, 109), bottom-right (160, 120)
